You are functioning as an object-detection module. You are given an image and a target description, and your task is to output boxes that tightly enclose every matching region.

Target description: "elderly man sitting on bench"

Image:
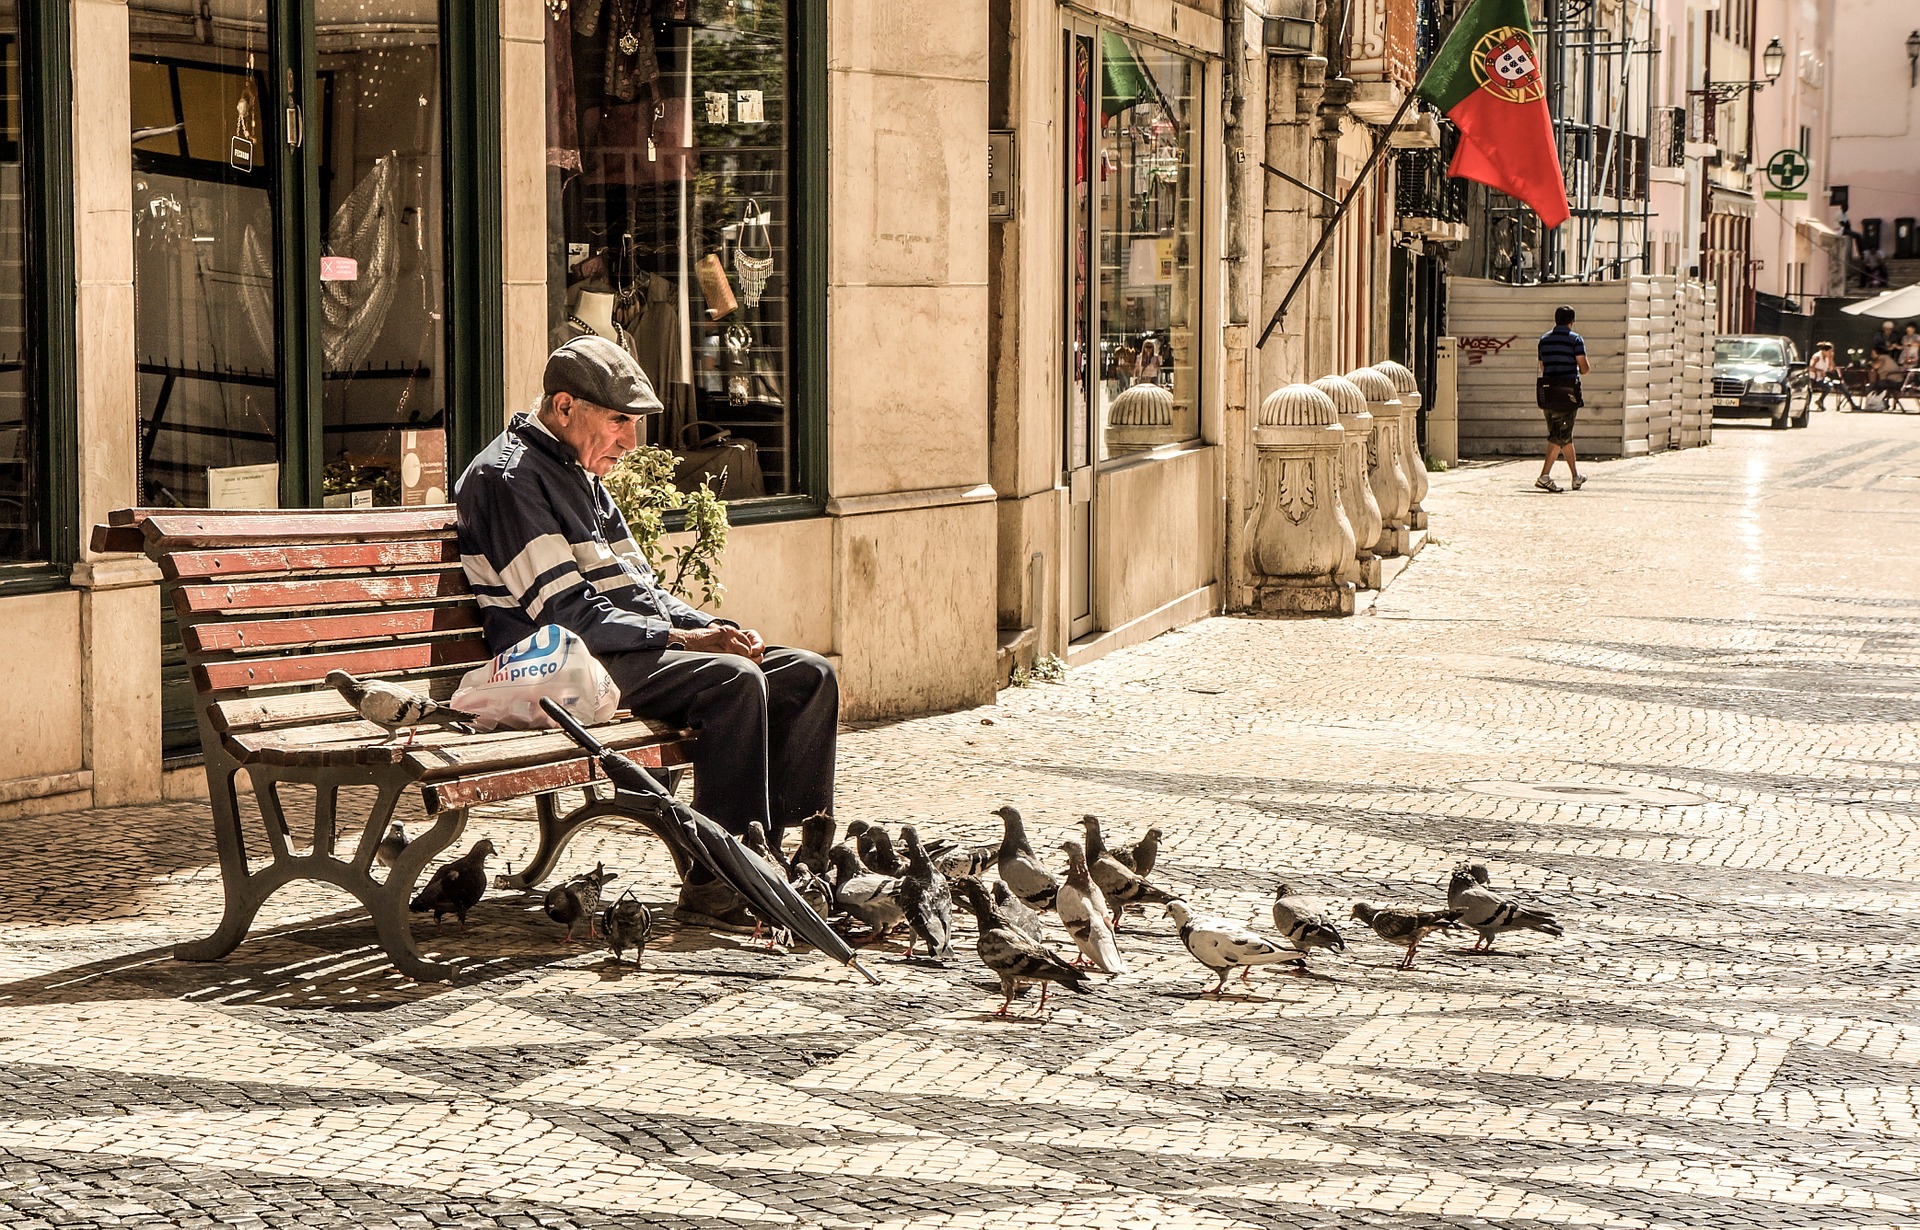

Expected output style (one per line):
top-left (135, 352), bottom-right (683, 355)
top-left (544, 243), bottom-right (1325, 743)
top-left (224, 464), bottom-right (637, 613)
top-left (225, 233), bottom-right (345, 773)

top-left (454, 336), bottom-right (837, 926)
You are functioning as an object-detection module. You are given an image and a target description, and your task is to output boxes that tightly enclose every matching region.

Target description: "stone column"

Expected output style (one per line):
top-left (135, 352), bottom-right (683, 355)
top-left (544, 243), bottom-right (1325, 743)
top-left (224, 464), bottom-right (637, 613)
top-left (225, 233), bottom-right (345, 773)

top-left (1246, 384), bottom-right (1355, 616)
top-left (1313, 374), bottom-right (1382, 588)
top-left (1374, 360), bottom-right (1428, 530)
top-left (1345, 367), bottom-right (1410, 556)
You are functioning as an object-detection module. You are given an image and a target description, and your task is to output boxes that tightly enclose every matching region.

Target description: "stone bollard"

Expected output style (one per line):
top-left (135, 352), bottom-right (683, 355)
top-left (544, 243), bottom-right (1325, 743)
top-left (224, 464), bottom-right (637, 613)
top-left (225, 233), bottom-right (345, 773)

top-left (1373, 360), bottom-right (1428, 530)
top-left (1345, 367), bottom-right (1410, 556)
top-left (1246, 383), bottom-right (1355, 615)
top-left (1313, 374), bottom-right (1383, 589)
top-left (1107, 383), bottom-right (1174, 458)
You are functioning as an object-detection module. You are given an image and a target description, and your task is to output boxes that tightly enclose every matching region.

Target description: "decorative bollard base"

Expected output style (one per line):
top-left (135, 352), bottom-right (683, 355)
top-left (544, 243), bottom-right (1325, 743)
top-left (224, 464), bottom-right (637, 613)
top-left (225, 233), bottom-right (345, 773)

top-left (1253, 581), bottom-right (1356, 616)
top-left (1410, 509), bottom-right (1428, 531)
top-left (1354, 554), bottom-right (1384, 590)
top-left (1374, 524), bottom-right (1411, 557)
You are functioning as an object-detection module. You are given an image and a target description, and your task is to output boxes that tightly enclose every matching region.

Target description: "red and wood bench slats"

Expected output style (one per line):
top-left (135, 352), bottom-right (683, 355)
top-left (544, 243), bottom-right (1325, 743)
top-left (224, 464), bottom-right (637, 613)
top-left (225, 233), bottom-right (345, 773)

top-left (421, 742), bottom-right (692, 814)
top-left (195, 637), bottom-right (492, 693)
top-left (185, 605), bottom-right (485, 654)
top-left (163, 538), bottom-right (461, 582)
top-left (116, 507), bottom-right (461, 549)
top-left (175, 568), bottom-right (471, 615)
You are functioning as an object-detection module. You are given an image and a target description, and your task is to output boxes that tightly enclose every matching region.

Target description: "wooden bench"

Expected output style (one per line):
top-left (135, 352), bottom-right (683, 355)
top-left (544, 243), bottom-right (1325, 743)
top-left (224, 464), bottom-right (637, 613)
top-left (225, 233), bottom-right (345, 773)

top-left (92, 506), bottom-right (695, 982)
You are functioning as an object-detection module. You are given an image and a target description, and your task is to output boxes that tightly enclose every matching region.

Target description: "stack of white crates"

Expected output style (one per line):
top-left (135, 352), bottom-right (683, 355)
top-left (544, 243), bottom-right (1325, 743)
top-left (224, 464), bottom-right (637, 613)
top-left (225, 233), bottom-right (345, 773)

top-left (1673, 280), bottom-right (1714, 448)
top-left (1645, 275), bottom-right (1676, 452)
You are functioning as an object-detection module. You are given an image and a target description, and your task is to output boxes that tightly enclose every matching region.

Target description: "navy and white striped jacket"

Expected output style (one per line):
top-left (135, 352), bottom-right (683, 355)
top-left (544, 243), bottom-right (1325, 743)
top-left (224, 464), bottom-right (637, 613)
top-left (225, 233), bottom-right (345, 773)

top-left (454, 411), bottom-right (721, 657)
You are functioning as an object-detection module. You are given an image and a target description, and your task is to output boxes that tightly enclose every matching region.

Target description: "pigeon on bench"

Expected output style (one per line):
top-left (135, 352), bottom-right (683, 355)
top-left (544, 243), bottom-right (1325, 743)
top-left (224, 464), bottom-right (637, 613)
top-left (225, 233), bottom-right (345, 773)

top-left (325, 670), bottom-right (475, 746)
top-left (1448, 862), bottom-right (1565, 953)
top-left (1166, 899), bottom-right (1306, 994)
top-left (1352, 901), bottom-right (1463, 970)
top-left (409, 838), bottom-right (497, 929)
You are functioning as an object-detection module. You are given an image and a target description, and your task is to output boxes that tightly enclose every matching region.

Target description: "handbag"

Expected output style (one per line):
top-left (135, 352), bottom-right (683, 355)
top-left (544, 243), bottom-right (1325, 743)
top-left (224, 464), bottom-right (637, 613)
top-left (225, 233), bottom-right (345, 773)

top-left (673, 423), bottom-right (766, 500)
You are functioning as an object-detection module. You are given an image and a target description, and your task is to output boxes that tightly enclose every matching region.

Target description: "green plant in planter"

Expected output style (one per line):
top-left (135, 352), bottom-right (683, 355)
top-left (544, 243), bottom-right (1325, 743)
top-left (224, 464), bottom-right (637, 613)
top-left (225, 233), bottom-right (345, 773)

top-left (601, 444), bottom-right (730, 607)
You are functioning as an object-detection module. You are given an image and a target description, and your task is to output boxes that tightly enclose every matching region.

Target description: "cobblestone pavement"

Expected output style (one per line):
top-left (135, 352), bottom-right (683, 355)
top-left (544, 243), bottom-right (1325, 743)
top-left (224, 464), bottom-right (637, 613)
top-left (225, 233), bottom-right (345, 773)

top-left (4, 413), bottom-right (1920, 1229)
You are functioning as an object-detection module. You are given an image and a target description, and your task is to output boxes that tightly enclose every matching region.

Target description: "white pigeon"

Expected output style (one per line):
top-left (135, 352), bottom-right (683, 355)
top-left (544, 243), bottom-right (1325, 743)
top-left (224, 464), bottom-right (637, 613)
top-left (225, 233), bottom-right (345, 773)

top-left (325, 670), bottom-right (475, 745)
top-left (1056, 839), bottom-right (1127, 974)
top-left (375, 821), bottom-right (410, 869)
top-left (1166, 899), bottom-right (1306, 994)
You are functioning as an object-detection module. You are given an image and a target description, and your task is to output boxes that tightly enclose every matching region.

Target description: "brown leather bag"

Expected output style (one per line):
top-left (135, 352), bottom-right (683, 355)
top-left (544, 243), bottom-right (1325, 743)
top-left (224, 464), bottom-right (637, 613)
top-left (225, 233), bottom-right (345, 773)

top-left (673, 423), bottom-right (765, 500)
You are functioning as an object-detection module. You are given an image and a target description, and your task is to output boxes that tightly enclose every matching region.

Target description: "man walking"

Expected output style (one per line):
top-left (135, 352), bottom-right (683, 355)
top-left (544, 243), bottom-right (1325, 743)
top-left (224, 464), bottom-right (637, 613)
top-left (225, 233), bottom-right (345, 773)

top-left (1536, 305), bottom-right (1589, 492)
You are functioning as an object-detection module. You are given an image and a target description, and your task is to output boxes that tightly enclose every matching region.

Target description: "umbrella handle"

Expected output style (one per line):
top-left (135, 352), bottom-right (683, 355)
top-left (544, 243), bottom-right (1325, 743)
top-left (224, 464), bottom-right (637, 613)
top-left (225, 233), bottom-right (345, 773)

top-left (538, 696), bottom-right (672, 799)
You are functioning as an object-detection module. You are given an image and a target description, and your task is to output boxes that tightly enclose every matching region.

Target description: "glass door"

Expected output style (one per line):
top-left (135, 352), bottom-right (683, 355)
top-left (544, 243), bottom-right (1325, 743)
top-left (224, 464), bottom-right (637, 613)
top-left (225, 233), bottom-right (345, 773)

top-left (130, 0), bottom-right (449, 512)
top-left (1063, 21), bottom-right (1097, 640)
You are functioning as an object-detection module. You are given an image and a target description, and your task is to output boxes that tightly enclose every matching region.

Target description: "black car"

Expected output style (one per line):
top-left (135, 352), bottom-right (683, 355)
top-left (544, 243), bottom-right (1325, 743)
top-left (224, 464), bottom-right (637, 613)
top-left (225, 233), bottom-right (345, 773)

top-left (1712, 335), bottom-right (1810, 429)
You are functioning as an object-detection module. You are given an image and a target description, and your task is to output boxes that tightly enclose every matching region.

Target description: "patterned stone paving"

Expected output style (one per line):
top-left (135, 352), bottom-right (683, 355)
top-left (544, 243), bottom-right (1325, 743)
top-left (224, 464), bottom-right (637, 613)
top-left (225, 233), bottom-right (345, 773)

top-left (2, 413), bottom-right (1919, 1227)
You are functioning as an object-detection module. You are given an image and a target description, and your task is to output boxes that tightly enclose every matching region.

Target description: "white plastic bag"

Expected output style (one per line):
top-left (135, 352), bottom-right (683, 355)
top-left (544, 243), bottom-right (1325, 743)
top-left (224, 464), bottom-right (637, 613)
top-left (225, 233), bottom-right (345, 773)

top-left (451, 625), bottom-right (620, 732)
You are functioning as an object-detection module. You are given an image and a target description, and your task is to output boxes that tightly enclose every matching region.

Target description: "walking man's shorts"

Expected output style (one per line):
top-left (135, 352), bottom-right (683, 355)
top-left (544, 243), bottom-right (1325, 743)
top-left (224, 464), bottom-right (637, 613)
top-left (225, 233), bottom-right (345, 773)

top-left (1537, 379), bottom-right (1581, 445)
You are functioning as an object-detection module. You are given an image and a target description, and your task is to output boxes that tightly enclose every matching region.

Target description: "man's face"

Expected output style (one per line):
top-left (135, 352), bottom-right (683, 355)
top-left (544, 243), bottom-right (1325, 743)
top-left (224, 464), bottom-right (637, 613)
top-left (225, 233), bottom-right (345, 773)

top-left (546, 392), bottom-right (641, 477)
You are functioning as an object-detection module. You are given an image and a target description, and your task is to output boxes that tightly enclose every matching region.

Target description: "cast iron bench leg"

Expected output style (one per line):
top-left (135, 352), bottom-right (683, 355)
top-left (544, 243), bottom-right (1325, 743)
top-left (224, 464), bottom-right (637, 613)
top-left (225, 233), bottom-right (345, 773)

top-left (498, 787), bottom-right (694, 891)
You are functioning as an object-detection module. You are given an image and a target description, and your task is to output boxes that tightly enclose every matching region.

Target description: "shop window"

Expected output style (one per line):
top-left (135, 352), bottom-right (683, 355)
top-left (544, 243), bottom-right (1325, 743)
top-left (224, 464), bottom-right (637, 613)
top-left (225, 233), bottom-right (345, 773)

top-left (1095, 33), bottom-right (1197, 459)
top-left (0, 17), bottom-right (33, 560)
top-left (546, 0), bottom-right (798, 501)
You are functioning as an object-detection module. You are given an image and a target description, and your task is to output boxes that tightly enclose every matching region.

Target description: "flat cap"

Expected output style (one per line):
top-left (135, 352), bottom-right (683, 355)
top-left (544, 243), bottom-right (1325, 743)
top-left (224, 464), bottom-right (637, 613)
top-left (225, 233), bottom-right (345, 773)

top-left (543, 335), bottom-right (664, 415)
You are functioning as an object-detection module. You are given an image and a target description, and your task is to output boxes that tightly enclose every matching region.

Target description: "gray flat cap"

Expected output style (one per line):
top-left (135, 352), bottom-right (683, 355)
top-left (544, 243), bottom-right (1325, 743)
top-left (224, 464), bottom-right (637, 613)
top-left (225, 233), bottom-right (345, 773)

top-left (543, 335), bottom-right (664, 415)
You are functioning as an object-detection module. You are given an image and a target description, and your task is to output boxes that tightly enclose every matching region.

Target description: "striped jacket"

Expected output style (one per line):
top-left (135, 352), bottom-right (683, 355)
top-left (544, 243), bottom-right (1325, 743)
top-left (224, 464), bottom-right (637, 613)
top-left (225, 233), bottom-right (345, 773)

top-left (454, 412), bottom-right (721, 657)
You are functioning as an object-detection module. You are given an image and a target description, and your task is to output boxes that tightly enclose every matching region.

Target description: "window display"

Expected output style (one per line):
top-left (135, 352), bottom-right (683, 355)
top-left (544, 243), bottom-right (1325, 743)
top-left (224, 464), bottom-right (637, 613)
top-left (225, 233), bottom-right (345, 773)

top-left (546, 0), bottom-right (794, 500)
top-left (1096, 34), bottom-right (1197, 457)
top-left (0, 5), bottom-right (38, 559)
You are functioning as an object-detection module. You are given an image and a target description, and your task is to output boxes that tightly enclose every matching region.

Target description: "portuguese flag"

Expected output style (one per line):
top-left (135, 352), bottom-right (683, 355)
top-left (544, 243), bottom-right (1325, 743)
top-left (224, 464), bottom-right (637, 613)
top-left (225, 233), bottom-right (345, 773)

top-left (1416, 0), bottom-right (1571, 229)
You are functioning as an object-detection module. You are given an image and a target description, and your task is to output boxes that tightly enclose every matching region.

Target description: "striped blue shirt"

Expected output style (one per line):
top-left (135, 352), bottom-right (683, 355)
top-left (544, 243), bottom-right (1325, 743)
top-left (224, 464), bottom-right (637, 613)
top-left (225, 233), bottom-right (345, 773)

top-left (1538, 326), bottom-right (1586, 380)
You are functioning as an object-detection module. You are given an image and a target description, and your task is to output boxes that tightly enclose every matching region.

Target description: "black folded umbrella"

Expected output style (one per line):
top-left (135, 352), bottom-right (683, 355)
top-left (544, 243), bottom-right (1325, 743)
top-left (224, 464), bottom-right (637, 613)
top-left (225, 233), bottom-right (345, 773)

top-left (538, 697), bottom-right (879, 984)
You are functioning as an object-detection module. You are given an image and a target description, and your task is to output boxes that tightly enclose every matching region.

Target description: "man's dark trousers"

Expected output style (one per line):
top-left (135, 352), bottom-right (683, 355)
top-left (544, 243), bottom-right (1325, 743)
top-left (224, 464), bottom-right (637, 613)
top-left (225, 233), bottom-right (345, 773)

top-left (603, 647), bottom-right (836, 847)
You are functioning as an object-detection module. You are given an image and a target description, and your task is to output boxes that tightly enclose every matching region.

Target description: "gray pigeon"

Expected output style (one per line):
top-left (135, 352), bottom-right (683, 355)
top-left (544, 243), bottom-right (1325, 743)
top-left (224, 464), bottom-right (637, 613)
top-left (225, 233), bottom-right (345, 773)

top-left (1080, 817), bottom-right (1174, 926)
top-left (744, 821), bottom-right (786, 873)
top-left (829, 844), bottom-right (905, 939)
top-left (602, 892), bottom-right (654, 964)
top-left (375, 821), bottom-right (410, 869)
top-left (789, 810), bottom-right (836, 878)
top-left (544, 862), bottom-right (616, 943)
top-left (991, 881), bottom-right (1046, 943)
top-left (956, 879), bottom-right (1091, 1015)
top-left (1447, 862), bottom-right (1564, 952)
top-left (1271, 882), bottom-right (1347, 963)
top-left (1112, 827), bottom-right (1163, 878)
top-left (897, 825), bottom-right (955, 960)
top-left (325, 670), bottom-right (475, 745)
top-left (409, 839), bottom-right (496, 928)
top-left (993, 805), bottom-right (1059, 910)
top-left (935, 841), bottom-right (999, 880)
top-left (1351, 901), bottom-right (1464, 970)
top-left (1166, 899), bottom-right (1306, 994)
top-left (856, 825), bottom-right (902, 876)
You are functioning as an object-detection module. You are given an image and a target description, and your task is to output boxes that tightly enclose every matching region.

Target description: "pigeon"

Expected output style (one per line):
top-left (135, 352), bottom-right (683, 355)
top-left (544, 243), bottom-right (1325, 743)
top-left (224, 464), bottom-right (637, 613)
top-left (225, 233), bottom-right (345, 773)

top-left (991, 881), bottom-right (1047, 943)
top-left (789, 810), bottom-right (836, 878)
top-left (897, 825), bottom-right (955, 960)
top-left (325, 670), bottom-right (475, 746)
top-left (791, 864), bottom-right (835, 923)
top-left (544, 862), bottom-right (616, 943)
top-left (1112, 826), bottom-right (1163, 878)
top-left (1057, 839), bottom-right (1127, 974)
top-left (1448, 862), bottom-right (1564, 952)
top-left (1271, 882), bottom-right (1347, 965)
top-left (375, 821), bottom-right (410, 869)
top-left (828, 844), bottom-right (905, 938)
top-left (935, 841), bottom-right (999, 880)
top-left (1079, 814), bottom-right (1114, 863)
top-left (1351, 901), bottom-right (1465, 970)
top-left (1165, 899), bottom-right (1306, 994)
top-left (744, 821), bottom-right (786, 873)
top-left (602, 891), bottom-right (654, 963)
top-left (956, 878), bottom-right (1091, 1015)
top-left (1081, 817), bottom-right (1174, 926)
top-left (857, 825), bottom-right (903, 876)
top-left (409, 838), bottom-right (496, 928)
top-left (993, 805), bottom-right (1059, 910)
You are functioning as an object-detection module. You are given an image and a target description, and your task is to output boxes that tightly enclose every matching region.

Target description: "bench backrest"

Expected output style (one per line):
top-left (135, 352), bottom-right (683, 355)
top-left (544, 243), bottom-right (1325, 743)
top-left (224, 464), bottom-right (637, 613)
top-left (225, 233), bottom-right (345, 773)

top-left (93, 507), bottom-right (492, 748)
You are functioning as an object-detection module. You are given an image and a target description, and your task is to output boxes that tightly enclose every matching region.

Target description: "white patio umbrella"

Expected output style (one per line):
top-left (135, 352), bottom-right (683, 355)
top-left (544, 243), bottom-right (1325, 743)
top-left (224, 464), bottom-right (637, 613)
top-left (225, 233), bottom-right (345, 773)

top-left (1841, 283), bottom-right (1920, 317)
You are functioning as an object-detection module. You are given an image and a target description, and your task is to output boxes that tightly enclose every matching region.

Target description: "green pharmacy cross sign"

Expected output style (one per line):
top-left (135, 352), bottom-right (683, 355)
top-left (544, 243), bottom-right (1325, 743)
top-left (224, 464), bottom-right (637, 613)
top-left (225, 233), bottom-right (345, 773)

top-left (1764, 149), bottom-right (1810, 200)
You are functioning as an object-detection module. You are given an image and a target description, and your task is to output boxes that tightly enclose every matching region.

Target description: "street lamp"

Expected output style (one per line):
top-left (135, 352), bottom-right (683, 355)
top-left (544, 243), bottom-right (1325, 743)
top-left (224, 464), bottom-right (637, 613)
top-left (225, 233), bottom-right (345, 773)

top-left (1907, 30), bottom-right (1920, 87)
top-left (1693, 39), bottom-right (1786, 105)
top-left (1762, 37), bottom-right (1785, 85)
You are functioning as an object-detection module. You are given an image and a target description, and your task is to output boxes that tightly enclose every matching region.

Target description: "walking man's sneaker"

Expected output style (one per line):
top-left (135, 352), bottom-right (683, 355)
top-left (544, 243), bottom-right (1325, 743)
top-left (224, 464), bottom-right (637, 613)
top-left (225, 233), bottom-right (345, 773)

top-left (1535, 475), bottom-right (1563, 493)
top-left (1571, 475), bottom-right (1587, 490)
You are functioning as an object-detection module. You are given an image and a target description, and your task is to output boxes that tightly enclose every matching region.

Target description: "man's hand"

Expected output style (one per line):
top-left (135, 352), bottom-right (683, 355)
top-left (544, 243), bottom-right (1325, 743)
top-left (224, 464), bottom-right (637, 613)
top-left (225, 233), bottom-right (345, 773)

top-left (668, 625), bottom-right (766, 662)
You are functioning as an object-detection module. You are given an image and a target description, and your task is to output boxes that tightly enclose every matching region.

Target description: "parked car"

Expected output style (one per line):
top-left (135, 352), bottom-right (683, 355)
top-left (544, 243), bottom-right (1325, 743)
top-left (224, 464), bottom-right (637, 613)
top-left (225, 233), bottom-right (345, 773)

top-left (1712, 335), bottom-right (1809, 429)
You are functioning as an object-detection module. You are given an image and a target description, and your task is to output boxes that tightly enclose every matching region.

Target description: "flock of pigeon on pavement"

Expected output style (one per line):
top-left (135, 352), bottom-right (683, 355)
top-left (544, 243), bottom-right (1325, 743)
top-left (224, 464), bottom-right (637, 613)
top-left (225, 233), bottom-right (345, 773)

top-left (394, 802), bottom-right (1565, 1012)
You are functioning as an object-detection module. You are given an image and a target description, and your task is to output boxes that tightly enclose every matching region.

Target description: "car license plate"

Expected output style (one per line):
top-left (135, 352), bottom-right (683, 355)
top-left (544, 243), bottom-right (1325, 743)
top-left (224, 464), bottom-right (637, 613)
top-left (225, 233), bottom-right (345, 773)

top-left (1713, 396), bottom-right (1740, 407)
